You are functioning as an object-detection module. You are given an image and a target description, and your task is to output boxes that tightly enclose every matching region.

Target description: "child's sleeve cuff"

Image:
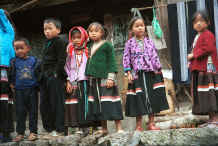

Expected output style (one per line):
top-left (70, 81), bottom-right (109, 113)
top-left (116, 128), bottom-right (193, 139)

top-left (107, 73), bottom-right (116, 81)
top-left (124, 68), bottom-right (131, 72)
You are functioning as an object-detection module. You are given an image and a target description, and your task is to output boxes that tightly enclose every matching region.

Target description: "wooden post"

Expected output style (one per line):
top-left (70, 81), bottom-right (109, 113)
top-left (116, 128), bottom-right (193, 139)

top-left (104, 14), bottom-right (113, 43)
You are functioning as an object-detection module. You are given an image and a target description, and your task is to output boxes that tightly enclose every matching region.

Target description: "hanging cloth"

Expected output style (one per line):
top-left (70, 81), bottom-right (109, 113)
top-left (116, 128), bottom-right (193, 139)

top-left (214, 0), bottom-right (218, 53)
top-left (196, 0), bottom-right (206, 10)
top-left (177, 2), bottom-right (188, 82)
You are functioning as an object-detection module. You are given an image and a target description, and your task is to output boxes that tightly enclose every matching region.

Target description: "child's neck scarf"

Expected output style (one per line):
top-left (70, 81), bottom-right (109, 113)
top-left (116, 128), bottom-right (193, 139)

top-left (67, 26), bottom-right (89, 58)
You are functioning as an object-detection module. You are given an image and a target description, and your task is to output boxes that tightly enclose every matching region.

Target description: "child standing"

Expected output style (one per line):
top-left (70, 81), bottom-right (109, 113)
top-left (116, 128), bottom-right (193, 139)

top-left (85, 22), bottom-right (123, 135)
top-left (10, 38), bottom-right (40, 142)
top-left (123, 17), bottom-right (169, 131)
top-left (0, 9), bottom-right (15, 143)
top-left (188, 10), bottom-right (218, 124)
top-left (40, 18), bottom-right (67, 137)
top-left (65, 26), bottom-right (100, 133)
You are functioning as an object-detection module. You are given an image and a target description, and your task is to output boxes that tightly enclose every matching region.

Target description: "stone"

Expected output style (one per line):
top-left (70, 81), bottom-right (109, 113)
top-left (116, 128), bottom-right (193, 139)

top-left (140, 127), bottom-right (218, 146)
top-left (155, 111), bottom-right (209, 129)
top-left (0, 142), bottom-right (18, 146)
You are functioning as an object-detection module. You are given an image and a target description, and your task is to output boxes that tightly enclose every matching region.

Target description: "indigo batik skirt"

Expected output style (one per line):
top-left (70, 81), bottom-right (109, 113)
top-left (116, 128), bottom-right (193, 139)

top-left (125, 71), bottom-right (169, 117)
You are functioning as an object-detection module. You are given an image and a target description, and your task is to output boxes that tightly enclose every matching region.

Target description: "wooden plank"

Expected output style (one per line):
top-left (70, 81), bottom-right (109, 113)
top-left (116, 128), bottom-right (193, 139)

top-left (39, 0), bottom-right (78, 7)
top-left (168, 0), bottom-right (194, 4)
top-left (9, 0), bottom-right (41, 13)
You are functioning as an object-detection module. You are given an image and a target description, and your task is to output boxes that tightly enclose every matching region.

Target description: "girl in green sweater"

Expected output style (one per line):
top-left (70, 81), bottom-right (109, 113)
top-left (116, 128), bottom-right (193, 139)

top-left (85, 22), bottom-right (123, 135)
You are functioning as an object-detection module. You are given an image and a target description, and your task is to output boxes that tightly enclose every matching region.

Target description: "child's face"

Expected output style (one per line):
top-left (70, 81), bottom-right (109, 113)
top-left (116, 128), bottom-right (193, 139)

top-left (14, 41), bottom-right (30, 59)
top-left (88, 25), bottom-right (103, 42)
top-left (132, 19), bottom-right (145, 39)
top-left (44, 22), bottom-right (60, 39)
top-left (193, 14), bottom-right (208, 33)
top-left (71, 32), bottom-right (82, 47)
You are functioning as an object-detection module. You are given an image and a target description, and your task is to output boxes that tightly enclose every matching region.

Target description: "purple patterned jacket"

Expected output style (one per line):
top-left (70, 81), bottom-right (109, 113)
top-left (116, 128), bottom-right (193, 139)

top-left (123, 37), bottom-right (161, 77)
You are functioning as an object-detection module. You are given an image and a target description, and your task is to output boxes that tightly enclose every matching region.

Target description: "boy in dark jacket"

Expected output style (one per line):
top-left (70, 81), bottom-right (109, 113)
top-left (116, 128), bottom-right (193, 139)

top-left (40, 18), bottom-right (67, 137)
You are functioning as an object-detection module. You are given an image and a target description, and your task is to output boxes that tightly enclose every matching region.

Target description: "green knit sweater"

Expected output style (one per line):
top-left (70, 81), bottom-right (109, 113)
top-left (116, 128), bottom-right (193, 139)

top-left (85, 41), bottom-right (117, 78)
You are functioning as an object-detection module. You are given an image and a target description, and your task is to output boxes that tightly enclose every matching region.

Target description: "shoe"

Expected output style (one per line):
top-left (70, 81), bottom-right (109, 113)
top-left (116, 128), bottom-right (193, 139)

top-left (147, 123), bottom-right (161, 130)
top-left (27, 133), bottom-right (37, 141)
top-left (41, 131), bottom-right (55, 139)
top-left (56, 132), bottom-right (64, 137)
top-left (75, 131), bottom-right (83, 135)
top-left (50, 131), bottom-right (57, 137)
top-left (12, 135), bottom-right (24, 142)
top-left (50, 131), bottom-right (64, 137)
top-left (117, 130), bottom-right (125, 133)
top-left (135, 127), bottom-right (144, 132)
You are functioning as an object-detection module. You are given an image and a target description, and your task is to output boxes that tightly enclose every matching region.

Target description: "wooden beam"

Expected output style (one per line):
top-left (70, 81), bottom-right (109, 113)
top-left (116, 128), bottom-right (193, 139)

top-left (9, 0), bottom-right (41, 13)
top-left (167, 0), bottom-right (194, 4)
top-left (39, 0), bottom-right (78, 7)
top-left (137, 4), bottom-right (167, 11)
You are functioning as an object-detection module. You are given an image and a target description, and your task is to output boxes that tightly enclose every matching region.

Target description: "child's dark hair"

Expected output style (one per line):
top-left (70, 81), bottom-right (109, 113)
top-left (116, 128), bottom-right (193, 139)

top-left (71, 29), bottom-right (81, 36)
top-left (87, 22), bottom-right (108, 40)
top-left (192, 10), bottom-right (209, 24)
top-left (128, 16), bottom-right (147, 38)
top-left (44, 18), bottom-right (62, 30)
top-left (14, 37), bottom-right (31, 47)
top-left (128, 16), bottom-right (145, 31)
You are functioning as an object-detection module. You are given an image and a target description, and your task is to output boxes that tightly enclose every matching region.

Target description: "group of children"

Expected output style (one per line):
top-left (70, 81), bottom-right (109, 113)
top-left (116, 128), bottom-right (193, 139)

top-left (0, 8), bottom-right (218, 143)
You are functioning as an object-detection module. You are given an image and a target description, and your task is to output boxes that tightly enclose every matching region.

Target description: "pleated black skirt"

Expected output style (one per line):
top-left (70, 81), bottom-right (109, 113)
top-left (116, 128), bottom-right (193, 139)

top-left (65, 80), bottom-right (100, 128)
top-left (125, 71), bottom-right (169, 117)
top-left (87, 78), bottom-right (123, 121)
top-left (0, 66), bottom-right (14, 133)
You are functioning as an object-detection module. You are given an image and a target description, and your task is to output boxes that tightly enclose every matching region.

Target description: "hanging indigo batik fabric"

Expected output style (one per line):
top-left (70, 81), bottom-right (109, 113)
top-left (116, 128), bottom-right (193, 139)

top-left (168, 1), bottom-right (196, 83)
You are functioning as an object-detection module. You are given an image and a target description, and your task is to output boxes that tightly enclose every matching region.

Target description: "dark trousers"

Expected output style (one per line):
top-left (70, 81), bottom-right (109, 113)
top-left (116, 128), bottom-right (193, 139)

top-left (40, 76), bottom-right (65, 132)
top-left (15, 87), bottom-right (38, 135)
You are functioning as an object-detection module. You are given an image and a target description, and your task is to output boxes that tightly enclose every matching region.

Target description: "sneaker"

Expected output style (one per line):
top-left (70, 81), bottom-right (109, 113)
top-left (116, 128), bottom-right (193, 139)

top-left (50, 131), bottom-right (64, 137)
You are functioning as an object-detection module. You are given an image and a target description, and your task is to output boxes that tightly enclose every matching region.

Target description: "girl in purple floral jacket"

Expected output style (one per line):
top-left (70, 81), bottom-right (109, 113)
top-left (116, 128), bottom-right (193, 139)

top-left (123, 17), bottom-right (169, 131)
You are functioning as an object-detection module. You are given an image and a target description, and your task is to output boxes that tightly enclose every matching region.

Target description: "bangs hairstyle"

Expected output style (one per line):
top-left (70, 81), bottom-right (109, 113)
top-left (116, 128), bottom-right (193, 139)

top-left (14, 37), bottom-right (31, 47)
top-left (87, 22), bottom-right (108, 39)
top-left (71, 29), bottom-right (81, 37)
top-left (44, 18), bottom-right (62, 30)
top-left (128, 16), bottom-right (145, 31)
top-left (192, 10), bottom-right (209, 24)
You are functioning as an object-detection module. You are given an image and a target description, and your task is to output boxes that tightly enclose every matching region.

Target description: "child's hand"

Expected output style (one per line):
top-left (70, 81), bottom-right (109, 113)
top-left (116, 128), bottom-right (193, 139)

top-left (66, 81), bottom-right (72, 93)
top-left (10, 84), bottom-right (15, 92)
top-left (127, 71), bottom-right (133, 83)
top-left (188, 53), bottom-right (194, 61)
top-left (106, 79), bottom-right (114, 88)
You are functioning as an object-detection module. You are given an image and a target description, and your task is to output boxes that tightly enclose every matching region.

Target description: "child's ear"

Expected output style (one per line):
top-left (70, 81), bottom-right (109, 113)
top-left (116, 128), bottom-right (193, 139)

top-left (27, 45), bottom-right (31, 50)
top-left (57, 28), bottom-right (61, 34)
